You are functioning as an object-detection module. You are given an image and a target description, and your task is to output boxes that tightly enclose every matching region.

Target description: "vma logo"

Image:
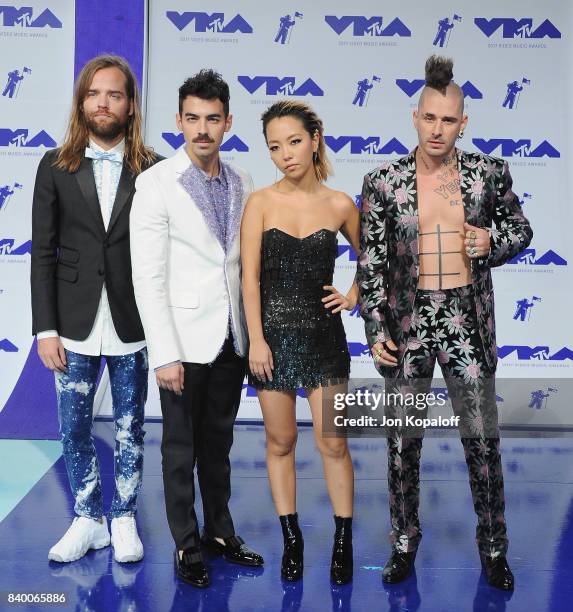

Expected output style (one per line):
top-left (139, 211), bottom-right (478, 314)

top-left (507, 248), bottom-right (567, 266)
top-left (0, 238), bottom-right (31, 255)
top-left (472, 138), bottom-right (560, 158)
top-left (474, 18), bottom-right (561, 39)
top-left (325, 135), bottom-right (408, 156)
top-left (0, 338), bottom-right (18, 352)
top-left (396, 79), bottom-right (483, 99)
top-left (348, 342), bottom-right (371, 357)
top-left (237, 76), bottom-right (323, 96)
top-left (166, 11), bottom-right (252, 33)
top-left (0, 6), bottom-right (61, 27)
top-left (161, 133), bottom-right (249, 153)
top-left (325, 15), bottom-right (411, 37)
top-left (337, 245), bottom-right (357, 262)
top-left (0, 128), bottom-right (56, 148)
top-left (498, 346), bottom-right (573, 361)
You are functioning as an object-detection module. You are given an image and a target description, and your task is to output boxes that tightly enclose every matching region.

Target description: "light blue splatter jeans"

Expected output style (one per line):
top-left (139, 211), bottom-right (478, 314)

top-left (55, 348), bottom-right (147, 519)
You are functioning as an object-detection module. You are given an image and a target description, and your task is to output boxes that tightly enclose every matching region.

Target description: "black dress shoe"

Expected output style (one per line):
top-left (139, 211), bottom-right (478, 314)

top-left (279, 513), bottom-right (304, 581)
top-left (174, 547), bottom-right (210, 588)
top-left (480, 553), bottom-right (514, 591)
top-left (382, 549), bottom-right (417, 584)
top-left (201, 533), bottom-right (264, 567)
top-left (330, 515), bottom-right (353, 585)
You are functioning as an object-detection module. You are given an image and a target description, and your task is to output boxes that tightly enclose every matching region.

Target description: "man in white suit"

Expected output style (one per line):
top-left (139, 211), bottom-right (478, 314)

top-left (130, 70), bottom-right (263, 588)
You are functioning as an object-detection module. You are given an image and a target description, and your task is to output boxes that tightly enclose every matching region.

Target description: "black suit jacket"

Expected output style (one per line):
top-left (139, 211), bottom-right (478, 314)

top-left (31, 148), bottom-right (162, 342)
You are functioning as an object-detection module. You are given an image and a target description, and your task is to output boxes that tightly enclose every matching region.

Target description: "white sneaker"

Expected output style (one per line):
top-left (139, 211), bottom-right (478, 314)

top-left (48, 517), bottom-right (110, 563)
top-left (111, 516), bottom-right (144, 563)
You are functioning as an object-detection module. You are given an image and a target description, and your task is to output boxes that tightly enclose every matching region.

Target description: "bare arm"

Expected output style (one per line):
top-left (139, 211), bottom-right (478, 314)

top-left (240, 192), bottom-right (273, 381)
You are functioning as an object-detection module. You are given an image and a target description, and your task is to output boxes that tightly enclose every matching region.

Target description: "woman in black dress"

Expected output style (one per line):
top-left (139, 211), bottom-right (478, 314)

top-left (241, 101), bottom-right (360, 584)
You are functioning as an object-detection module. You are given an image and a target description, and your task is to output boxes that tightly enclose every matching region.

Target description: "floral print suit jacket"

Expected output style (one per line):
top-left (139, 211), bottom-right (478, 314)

top-left (358, 148), bottom-right (533, 377)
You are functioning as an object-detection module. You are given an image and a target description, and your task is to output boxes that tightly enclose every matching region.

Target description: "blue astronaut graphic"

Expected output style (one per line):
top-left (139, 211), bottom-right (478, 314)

top-left (274, 12), bottom-right (302, 44)
top-left (503, 78), bottom-right (530, 109)
top-left (0, 182), bottom-right (23, 211)
top-left (2, 67), bottom-right (31, 99)
top-left (433, 15), bottom-right (461, 47)
top-left (352, 76), bottom-right (380, 107)
top-left (513, 296), bottom-right (540, 321)
top-left (528, 387), bottom-right (557, 410)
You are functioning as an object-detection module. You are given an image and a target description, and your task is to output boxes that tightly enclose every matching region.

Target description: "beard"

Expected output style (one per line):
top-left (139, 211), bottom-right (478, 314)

top-left (85, 112), bottom-right (127, 142)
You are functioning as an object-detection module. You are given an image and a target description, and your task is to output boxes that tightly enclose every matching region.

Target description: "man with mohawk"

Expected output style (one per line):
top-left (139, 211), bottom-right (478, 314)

top-left (358, 55), bottom-right (532, 590)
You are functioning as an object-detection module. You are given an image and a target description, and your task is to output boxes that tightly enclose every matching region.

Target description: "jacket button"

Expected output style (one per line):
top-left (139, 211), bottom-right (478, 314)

top-left (98, 268), bottom-right (104, 276)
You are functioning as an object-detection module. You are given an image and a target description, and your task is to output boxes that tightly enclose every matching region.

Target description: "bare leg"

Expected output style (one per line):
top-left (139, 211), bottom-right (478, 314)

top-left (258, 389), bottom-right (298, 515)
top-left (306, 384), bottom-right (354, 517)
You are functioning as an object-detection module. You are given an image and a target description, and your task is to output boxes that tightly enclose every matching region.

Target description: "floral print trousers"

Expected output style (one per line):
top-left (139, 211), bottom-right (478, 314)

top-left (384, 286), bottom-right (508, 556)
top-left (55, 348), bottom-right (147, 519)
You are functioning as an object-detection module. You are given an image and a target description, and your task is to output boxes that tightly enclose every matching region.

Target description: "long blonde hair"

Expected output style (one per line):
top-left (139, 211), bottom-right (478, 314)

top-left (56, 55), bottom-right (155, 174)
top-left (261, 100), bottom-right (332, 182)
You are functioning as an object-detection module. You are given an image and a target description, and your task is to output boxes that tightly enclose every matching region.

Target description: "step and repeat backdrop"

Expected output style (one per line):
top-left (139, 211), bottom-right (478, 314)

top-left (1, 1), bottom-right (572, 426)
top-left (0, 1), bottom-right (75, 413)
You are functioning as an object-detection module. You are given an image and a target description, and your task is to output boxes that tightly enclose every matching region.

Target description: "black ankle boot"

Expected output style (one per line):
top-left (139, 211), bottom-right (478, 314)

top-left (480, 552), bottom-right (514, 591)
top-left (279, 513), bottom-right (304, 581)
top-left (330, 515), bottom-right (353, 585)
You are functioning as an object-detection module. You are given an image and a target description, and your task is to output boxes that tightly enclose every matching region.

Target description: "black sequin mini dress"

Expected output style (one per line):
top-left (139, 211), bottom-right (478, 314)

top-left (248, 228), bottom-right (351, 391)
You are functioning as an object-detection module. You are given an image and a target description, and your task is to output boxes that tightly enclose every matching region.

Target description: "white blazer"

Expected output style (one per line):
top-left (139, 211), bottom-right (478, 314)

top-left (130, 147), bottom-right (253, 370)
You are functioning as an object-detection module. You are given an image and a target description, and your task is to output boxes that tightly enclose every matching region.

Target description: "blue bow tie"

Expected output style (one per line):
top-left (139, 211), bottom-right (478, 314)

top-left (85, 147), bottom-right (123, 164)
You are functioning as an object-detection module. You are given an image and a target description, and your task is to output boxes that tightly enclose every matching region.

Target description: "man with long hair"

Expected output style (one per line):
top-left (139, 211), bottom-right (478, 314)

top-left (358, 55), bottom-right (532, 590)
top-left (31, 55), bottom-right (161, 563)
top-left (130, 69), bottom-right (263, 588)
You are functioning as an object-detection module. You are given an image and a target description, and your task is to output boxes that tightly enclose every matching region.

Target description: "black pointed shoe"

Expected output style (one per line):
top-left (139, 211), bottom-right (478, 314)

top-left (330, 516), bottom-right (353, 585)
top-left (201, 533), bottom-right (264, 567)
top-left (279, 513), bottom-right (304, 581)
top-left (382, 549), bottom-right (417, 584)
top-left (480, 553), bottom-right (514, 591)
top-left (174, 547), bottom-right (209, 588)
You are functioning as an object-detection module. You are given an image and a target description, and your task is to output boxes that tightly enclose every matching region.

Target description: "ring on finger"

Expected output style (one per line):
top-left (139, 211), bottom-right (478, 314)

top-left (469, 246), bottom-right (476, 257)
top-left (469, 238), bottom-right (476, 248)
top-left (469, 230), bottom-right (476, 239)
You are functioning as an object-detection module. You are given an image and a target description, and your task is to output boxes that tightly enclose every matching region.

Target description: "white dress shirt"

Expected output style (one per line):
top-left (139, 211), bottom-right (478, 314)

top-left (36, 139), bottom-right (146, 356)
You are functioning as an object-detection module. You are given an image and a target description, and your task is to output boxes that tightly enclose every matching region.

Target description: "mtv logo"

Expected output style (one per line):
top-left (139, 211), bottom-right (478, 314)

top-left (324, 15), bottom-right (411, 37)
top-left (348, 342), bottom-right (371, 357)
top-left (337, 245), bottom-right (357, 262)
top-left (396, 79), bottom-right (483, 99)
top-left (507, 248), bottom-right (567, 266)
top-left (497, 345), bottom-right (573, 361)
top-left (0, 6), bottom-right (62, 27)
top-left (0, 338), bottom-right (18, 352)
top-left (325, 135), bottom-right (408, 156)
top-left (0, 129), bottom-right (56, 148)
top-left (472, 138), bottom-right (560, 158)
top-left (161, 133), bottom-right (249, 152)
top-left (474, 18), bottom-right (561, 39)
top-left (165, 11), bottom-right (253, 33)
top-left (0, 238), bottom-right (31, 255)
top-left (237, 76), bottom-right (324, 96)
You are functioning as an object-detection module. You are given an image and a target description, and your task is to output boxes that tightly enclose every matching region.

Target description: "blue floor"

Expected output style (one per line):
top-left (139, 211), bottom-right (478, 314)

top-left (1, 422), bottom-right (573, 611)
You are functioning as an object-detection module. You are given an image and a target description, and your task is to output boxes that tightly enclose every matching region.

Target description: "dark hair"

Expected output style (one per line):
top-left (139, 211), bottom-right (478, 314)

top-left (178, 69), bottom-right (230, 116)
top-left (424, 55), bottom-right (454, 94)
top-left (261, 100), bottom-right (332, 182)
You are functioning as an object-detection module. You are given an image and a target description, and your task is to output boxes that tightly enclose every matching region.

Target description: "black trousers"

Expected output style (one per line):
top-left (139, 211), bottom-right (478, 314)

top-left (159, 337), bottom-right (245, 550)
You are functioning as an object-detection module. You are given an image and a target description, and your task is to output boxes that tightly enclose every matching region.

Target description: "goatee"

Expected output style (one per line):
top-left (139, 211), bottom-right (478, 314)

top-left (86, 114), bottom-right (127, 143)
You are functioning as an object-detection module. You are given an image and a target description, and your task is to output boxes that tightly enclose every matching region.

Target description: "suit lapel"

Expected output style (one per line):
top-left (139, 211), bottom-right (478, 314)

top-left (107, 164), bottom-right (135, 234)
top-left (223, 162), bottom-right (245, 254)
top-left (75, 157), bottom-right (105, 236)
top-left (457, 149), bottom-right (480, 226)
